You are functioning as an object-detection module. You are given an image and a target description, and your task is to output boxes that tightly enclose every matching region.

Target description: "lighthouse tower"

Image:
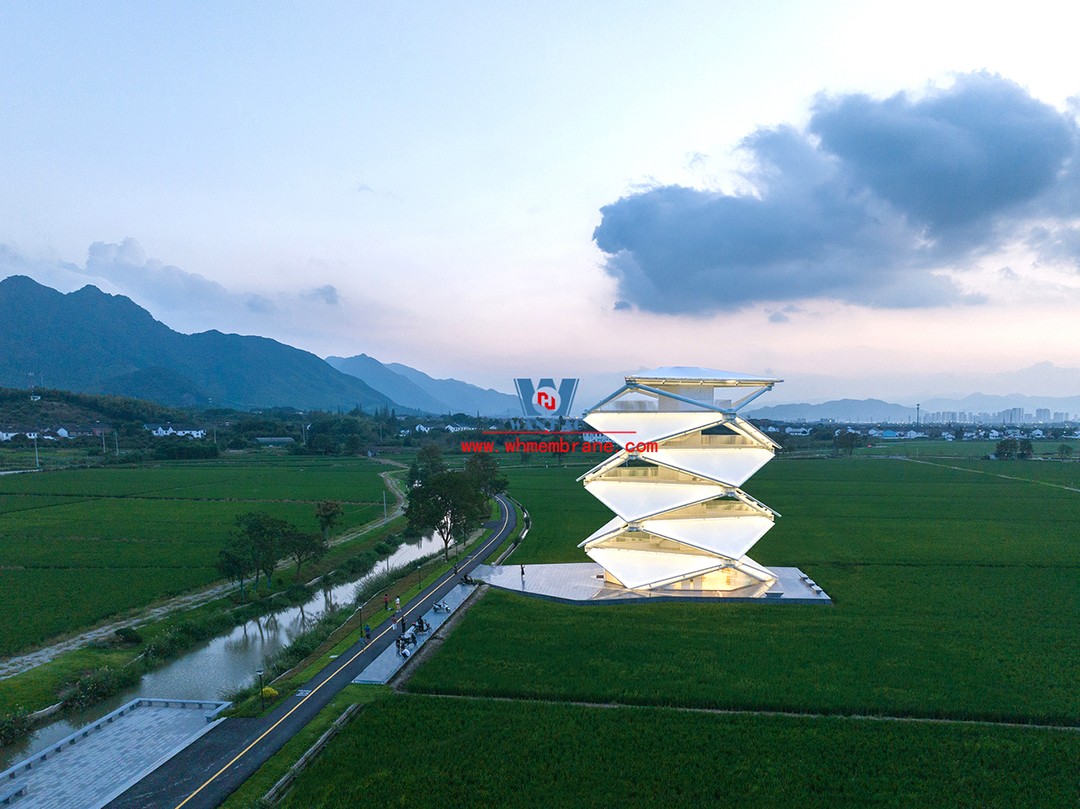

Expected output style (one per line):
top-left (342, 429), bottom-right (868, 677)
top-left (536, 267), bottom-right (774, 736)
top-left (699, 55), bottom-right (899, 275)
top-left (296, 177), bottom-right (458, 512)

top-left (578, 367), bottom-right (781, 592)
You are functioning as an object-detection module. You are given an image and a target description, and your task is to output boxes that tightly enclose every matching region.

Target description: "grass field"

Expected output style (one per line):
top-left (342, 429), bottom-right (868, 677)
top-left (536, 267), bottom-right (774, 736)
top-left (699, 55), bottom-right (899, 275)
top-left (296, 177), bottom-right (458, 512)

top-left (0, 456), bottom-right (393, 656)
top-left (408, 458), bottom-right (1079, 723)
top-left (278, 694), bottom-right (1078, 809)
top-left (267, 454), bottom-right (1078, 806)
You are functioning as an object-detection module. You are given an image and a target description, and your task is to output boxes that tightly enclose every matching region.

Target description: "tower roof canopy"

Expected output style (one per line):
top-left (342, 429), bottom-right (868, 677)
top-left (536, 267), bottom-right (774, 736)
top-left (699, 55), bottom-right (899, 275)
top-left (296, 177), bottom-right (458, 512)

top-left (627, 367), bottom-right (781, 386)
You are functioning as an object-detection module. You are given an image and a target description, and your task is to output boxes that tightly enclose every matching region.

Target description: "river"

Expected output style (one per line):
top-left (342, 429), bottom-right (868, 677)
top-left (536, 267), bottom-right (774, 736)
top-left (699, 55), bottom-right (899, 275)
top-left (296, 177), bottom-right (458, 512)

top-left (0, 530), bottom-right (448, 769)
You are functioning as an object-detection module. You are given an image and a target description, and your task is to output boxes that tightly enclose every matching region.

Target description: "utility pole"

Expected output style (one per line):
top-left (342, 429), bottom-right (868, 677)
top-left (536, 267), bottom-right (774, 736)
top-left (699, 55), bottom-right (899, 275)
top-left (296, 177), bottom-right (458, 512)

top-left (114, 432), bottom-right (119, 456)
top-left (33, 434), bottom-right (39, 468)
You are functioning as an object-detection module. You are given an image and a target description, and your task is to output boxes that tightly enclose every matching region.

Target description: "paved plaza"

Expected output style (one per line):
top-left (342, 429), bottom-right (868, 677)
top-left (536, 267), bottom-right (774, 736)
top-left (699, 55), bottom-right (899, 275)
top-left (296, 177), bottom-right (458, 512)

top-left (475, 563), bottom-right (831, 603)
top-left (352, 582), bottom-right (477, 684)
top-left (0, 699), bottom-right (228, 809)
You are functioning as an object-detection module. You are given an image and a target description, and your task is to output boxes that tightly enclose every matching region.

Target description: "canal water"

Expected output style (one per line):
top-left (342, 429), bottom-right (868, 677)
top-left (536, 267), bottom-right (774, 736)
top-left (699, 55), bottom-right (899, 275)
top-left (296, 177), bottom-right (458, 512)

top-left (0, 531), bottom-right (448, 769)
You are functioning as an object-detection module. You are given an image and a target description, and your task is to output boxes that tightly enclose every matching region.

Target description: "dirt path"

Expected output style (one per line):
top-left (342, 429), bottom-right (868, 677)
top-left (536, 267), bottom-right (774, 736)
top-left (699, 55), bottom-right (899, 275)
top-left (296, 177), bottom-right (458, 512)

top-left (416, 692), bottom-right (1080, 733)
top-left (904, 456), bottom-right (1080, 492)
top-left (0, 463), bottom-right (409, 681)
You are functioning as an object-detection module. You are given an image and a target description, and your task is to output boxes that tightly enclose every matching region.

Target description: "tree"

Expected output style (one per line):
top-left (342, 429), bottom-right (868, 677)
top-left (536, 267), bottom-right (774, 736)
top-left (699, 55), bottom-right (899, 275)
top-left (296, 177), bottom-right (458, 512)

top-left (1018, 438), bottom-right (1034, 459)
top-left (464, 452), bottom-right (508, 499)
top-left (834, 430), bottom-right (860, 457)
top-left (410, 443), bottom-right (446, 487)
top-left (995, 438), bottom-right (1019, 460)
top-left (282, 529), bottom-right (328, 580)
top-left (217, 545), bottom-right (252, 598)
top-left (406, 470), bottom-right (488, 560)
top-left (234, 512), bottom-right (292, 591)
top-left (314, 500), bottom-right (345, 542)
top-left (1058, 443), bottom-right (1073, 460)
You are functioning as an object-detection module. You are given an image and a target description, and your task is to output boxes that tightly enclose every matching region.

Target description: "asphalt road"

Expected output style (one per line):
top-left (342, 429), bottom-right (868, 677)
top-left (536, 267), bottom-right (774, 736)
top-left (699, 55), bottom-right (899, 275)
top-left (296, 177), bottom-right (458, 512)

top-left (106, 493), bottom-right (515, 809)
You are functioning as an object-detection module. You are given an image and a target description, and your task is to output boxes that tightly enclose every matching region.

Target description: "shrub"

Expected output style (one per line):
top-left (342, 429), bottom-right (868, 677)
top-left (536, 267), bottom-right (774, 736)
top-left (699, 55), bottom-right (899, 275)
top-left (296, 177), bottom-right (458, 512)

top-left (114, 626), bottom-right (143, 645)
top-left (0, 710), bottom-right (31, 746)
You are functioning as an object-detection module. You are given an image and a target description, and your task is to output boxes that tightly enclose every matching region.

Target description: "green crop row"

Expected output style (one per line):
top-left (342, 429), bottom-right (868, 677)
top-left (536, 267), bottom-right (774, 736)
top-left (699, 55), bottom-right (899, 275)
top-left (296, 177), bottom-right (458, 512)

top-left (279, 694), bottom-right (1079, 809)
top-left (411, 457), bottom-right (1079, 725)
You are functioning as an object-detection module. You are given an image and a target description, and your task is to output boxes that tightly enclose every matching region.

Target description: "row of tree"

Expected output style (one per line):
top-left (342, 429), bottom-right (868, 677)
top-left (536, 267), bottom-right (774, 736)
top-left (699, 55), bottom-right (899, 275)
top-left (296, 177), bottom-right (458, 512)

top-left (405, 445), bottom-right (508, 560)
top-left (216, 501), bottom-right (344, 596)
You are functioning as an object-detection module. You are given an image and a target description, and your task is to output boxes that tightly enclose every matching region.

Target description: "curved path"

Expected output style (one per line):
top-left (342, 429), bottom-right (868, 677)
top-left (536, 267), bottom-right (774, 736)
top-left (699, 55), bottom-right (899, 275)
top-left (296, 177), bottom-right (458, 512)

top-left (106, 493), bottom-right (515, 809)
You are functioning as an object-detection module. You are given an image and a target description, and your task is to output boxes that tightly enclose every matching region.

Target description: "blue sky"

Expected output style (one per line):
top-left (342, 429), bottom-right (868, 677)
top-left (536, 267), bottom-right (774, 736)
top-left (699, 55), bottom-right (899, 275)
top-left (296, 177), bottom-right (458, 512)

top-left (3, 1), bottom-right (1080, 403)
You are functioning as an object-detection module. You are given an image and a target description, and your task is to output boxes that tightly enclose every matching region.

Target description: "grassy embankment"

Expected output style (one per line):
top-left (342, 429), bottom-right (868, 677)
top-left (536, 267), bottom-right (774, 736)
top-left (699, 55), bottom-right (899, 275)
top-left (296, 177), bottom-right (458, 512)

top-left (267, 454), bottom-right (1078, 807)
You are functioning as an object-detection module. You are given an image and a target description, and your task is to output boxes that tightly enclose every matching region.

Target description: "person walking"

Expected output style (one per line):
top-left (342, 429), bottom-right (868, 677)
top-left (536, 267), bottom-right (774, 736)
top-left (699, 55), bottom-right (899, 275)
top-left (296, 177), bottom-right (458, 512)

top-left (364, 624), bottom-right (371, 641)
top-left (520, 563), bottom-right (525, 579)
top-left (395, 595), bottom-right (401, 612)
top-left (384, 593), bottom-right (389, 612)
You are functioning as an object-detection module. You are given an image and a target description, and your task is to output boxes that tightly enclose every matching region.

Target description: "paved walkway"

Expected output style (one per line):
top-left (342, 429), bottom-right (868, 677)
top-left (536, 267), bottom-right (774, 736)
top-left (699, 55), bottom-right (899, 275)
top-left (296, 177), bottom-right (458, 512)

top-left (352, 583), bottom-right (476, 684)
top-left (0, 700), bottom-right (227, 809)
top-left (476, 563), bottom-right (831, 603)
top-left (104, 494), bottom-right (515, 809)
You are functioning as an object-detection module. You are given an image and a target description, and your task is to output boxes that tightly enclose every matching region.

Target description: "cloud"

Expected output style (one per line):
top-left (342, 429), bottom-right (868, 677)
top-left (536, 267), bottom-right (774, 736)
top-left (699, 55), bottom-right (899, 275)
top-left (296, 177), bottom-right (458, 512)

top-left (0, 239), bottom-right (358, 338)
top-left (810, 73), bottom-right (1075, 235)
top-left (594, 73), bottom-right (1080, 314)
top-left (85, 237), bottom-right (231, 312)
top-left (246, 294), bottom-right (276, 313)
top-left (306, 284), bottom-right (340, 305)
top-left (767, 304), bottom-right (802, 324)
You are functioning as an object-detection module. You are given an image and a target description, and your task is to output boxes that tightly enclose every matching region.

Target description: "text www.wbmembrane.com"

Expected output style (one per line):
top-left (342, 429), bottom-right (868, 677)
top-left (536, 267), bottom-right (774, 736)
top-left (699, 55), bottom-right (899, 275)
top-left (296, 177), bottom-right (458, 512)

top-left (460, 439), bottom-right (659, 454)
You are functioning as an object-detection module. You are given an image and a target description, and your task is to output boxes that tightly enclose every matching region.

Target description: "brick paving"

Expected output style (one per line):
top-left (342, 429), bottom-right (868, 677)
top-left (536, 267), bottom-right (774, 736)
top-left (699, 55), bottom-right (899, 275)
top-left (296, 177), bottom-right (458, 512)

top-left (0, 700), bottom-right (227, 809)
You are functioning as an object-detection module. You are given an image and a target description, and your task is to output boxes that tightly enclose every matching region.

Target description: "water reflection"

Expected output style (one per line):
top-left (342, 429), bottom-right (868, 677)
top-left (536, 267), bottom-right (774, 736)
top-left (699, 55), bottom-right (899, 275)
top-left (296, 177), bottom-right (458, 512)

top-left (0, 530), bottom-right (447, 769)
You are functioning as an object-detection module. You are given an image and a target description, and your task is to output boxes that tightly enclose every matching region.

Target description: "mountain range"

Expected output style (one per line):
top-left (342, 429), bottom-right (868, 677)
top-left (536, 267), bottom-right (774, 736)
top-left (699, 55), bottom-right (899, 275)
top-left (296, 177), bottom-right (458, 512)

top-left (326, 354), bottom-right (520, 416)
top-left (5, 275), bottom-right (1076, 421)
top-left (0, 276), bottom-right (513, 414)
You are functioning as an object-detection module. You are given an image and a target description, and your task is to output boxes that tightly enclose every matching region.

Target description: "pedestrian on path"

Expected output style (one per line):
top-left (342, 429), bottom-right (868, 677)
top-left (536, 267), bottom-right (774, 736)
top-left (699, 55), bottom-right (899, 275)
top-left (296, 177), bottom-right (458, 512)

top-left (520, 564), bottom-right (525, 579)
top-left (364, 624), bottom-right (371, 640)
top-left (395, 596), bottom-right (400, 612)
top-left (384, 593), bottom-right (389, 611)
top-left (400, 617), bottom-right (406, 634)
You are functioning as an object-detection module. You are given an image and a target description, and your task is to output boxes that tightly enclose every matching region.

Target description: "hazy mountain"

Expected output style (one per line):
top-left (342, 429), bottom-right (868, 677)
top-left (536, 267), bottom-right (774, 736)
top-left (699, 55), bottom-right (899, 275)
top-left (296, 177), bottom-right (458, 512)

top-left (746, 398), bottom-right (917, 423)
top-left (0, 276), bottom-right (400, 411)
top-left (917, 393), bottom-right (1080, 415)
top-left (325, 354), bottom-right (448, 414)
top-left (747, 394), bottom-right (1080, 423)
top-left (328, 353), bottom-right (520, 416)
top-left (385, 362), bottom-right (520, 416)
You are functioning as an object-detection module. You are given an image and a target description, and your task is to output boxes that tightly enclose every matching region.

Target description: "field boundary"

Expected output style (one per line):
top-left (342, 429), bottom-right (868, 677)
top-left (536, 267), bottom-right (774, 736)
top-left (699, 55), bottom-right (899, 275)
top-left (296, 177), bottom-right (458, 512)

top-left (412, 691), bottom-right (1080, 732)
top-left (905, 456), bottom-right (1080, 492)
top-left (261, 701), bottom-right (366, 805)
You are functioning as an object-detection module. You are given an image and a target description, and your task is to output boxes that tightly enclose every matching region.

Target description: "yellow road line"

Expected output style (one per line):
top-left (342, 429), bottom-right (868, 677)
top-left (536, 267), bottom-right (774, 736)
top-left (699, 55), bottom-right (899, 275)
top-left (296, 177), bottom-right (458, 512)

top-left (174, 497), bottom-right (510, 808)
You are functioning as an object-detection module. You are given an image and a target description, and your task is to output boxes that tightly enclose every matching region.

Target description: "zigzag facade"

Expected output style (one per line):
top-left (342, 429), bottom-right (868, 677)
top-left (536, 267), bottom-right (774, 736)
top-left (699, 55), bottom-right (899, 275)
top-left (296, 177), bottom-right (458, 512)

top-left (578, 367), bottom-right (781, 592)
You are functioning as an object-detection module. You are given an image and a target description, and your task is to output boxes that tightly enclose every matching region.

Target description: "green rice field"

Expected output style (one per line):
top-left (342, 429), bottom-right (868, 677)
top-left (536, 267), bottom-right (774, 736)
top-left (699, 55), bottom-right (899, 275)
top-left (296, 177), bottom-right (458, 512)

top-left (409, 458), bottom-right (1079, 723)
top-left (0, 457), bottom-right (392, 656)
top-left (271, 455), bottom-right (1078, 806)
top-left (279, 694), bottom-right (1077, 809)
